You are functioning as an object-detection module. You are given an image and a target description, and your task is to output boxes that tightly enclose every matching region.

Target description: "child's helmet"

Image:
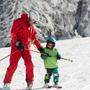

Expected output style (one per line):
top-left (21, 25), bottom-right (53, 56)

top-left (47, 36), bottom-right (56, 44)
top-left (46, 36), bottom-right (56, 48)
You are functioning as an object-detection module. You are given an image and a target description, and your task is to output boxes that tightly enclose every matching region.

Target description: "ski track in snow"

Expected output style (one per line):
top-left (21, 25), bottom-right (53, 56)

top-left (0, 37), bottom-right (90, 90)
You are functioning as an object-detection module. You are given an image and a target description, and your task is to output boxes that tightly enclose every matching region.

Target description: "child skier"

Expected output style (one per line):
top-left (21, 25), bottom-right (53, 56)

top-left (41, 37), bottom-right (62, 88)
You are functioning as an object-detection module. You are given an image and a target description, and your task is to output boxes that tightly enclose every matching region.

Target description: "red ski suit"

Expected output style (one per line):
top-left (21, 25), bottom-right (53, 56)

top-left (4, 13), bottom-right (42, 84)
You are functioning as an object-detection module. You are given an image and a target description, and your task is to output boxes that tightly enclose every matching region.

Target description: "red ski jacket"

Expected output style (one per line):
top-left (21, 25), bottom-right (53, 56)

top-left (10, 13), bottom-right (42, 49)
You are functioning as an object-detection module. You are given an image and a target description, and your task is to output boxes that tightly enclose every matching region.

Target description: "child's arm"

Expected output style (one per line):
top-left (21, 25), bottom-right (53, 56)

top-left (57, 52), bottom-right (61, 60)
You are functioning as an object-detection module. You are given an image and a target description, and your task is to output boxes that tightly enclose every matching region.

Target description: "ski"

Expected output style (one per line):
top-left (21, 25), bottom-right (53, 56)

top-left (45, 86), bottom-right (52, 88)
top-left (53, 86), bottom-right (62, 89)
top-left (43, 85), bottom-right (62, 89)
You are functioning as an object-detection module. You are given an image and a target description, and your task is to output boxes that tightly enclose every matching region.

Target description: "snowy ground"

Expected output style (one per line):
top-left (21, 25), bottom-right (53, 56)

top-left (0, 37), bottom-right (90, 90)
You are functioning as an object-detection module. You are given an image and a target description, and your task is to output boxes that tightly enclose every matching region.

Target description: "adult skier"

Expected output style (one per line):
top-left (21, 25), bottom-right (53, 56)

top-left (41, 36), bottom-right (62, 88)
top-left (3, 11), bottom-right (44, 90)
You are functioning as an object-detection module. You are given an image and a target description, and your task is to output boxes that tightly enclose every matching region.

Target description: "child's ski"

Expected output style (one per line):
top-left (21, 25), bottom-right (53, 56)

top-left (53, 85), bottom-right (62, 89)
top-left (43, 85), bottom-right (62, 89)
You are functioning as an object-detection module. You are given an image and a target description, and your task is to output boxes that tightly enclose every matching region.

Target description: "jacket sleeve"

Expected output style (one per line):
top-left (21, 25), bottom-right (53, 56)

top-left (55, 48), bottom-right (61, 60)
top-left (57, 52), bottom-right (61, 60)
top-left (31, 25), bottom-right (42, 49)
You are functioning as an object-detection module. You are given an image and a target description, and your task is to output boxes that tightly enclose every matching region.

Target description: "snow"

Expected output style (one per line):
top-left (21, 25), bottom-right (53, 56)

top-left (0, 37), bottom-right (90, 90)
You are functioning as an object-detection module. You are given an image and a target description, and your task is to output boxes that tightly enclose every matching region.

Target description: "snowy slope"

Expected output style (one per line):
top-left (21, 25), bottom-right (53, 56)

top-left (0, 37), bottom-right (90, 90)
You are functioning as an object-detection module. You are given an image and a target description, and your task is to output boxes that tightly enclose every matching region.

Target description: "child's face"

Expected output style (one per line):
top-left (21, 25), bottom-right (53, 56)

top-left (47, 42), bottom-right (54, 49)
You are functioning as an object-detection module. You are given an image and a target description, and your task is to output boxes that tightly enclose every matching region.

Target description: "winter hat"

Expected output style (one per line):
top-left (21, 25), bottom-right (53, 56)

top-left (21, 3), bottom-right (39, 23)
top-left (29, 10), bottom-right (39, 23)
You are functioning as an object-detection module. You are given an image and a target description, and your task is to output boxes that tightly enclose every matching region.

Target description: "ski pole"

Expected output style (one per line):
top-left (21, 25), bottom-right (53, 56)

top-left (0, 50), bottom-right (18, 62)
top-left (30, 48), bottom-right (73, 62)
top-left (0, 49), bottom-right (41, 62)
top-left (30, 49), bottom-right (40, 54)
top-left (61, 57), bottom-right (73, 62)
top-left (30, 49), bottom-right (73, 62)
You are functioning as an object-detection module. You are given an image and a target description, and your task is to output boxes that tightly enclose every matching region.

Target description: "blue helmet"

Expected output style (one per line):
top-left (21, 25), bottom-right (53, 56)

top-left (46, 37), bottom-right (56, 48)
top-left (47, 36), bottom-right (56, 43)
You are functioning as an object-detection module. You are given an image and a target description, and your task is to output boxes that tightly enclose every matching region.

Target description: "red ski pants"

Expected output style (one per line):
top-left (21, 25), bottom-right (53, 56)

top-left (3, 47), bottom-right (34, 84)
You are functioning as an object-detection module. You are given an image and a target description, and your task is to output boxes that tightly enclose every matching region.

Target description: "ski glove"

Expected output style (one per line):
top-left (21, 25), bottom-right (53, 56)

top-left (41, 53), bottom-right (49, 60)
top-left (16, 41), bottom-right (24, 51)
top-left (57, 53), bottom-right (61, 60)
top-left (38, 47), bottom-right (45, 54)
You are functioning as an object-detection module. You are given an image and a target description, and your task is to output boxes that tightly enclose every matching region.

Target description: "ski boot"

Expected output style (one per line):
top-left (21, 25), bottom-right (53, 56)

top-left (26, 83), bottom-right (33, 90)
top-left (44, 83), bottom-right (51, 88)
top-left (3, 83), bottom-right (10, 90)
top-left (53, 83), bottom-right (62, 89)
